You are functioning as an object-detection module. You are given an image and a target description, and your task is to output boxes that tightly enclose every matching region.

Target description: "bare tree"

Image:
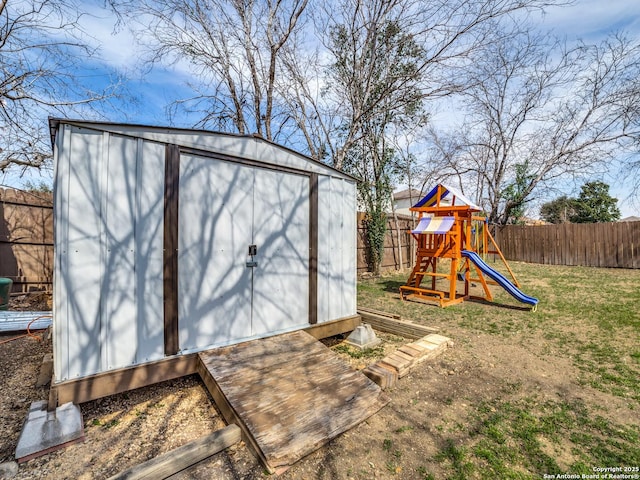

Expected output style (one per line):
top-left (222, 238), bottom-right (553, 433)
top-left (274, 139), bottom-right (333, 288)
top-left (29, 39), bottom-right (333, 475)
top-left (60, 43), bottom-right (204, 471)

top-left (281, 0), bottom-right (560, 169)
top-left (277, 42), bottom-right (336, 161)
top-left (277, 0), bottom-right (559, 273)
top-left (0, 0), bottom-right (120, 173)
top-left (434, 30), bottom-right (640, 224)
top-left (112, 0), bottom-right (308, 142)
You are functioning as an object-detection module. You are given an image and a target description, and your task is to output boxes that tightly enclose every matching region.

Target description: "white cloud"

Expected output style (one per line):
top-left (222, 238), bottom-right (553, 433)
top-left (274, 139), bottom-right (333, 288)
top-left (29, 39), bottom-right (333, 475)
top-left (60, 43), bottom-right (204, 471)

top-left (535, 0), bottom-right (640, 40)
top-left (78, 6), bottom-right (142, 70)
top-left (78, 5), bottom-right (194, 79)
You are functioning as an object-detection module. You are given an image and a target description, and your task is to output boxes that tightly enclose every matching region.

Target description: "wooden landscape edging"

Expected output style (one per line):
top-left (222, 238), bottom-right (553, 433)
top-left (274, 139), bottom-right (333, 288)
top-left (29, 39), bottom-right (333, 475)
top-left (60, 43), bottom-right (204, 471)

top-left (357, 309), bottom-right (438, 339)
top-left (362, 333), bottom-right (454, 389)
top-left (107, 424), bottom-right (241, 480)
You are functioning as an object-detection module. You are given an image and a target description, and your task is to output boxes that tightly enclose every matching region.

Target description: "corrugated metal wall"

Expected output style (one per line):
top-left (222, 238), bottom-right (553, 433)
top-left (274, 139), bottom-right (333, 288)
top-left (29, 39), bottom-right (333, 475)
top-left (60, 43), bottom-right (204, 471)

top-left (318, 176), bottom-right (357, 322)
top-left (54, 125), bottom-right (166, 381)
top-left (53, 122), bottom-right (357, 381)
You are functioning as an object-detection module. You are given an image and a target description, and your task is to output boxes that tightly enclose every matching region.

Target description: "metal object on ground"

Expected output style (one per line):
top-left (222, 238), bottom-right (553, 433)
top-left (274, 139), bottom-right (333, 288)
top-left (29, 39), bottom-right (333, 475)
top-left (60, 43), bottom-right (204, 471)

top-left (0, 311), bottom-right (52, 333)
top-left (0, 278), bottom-right (12, 310)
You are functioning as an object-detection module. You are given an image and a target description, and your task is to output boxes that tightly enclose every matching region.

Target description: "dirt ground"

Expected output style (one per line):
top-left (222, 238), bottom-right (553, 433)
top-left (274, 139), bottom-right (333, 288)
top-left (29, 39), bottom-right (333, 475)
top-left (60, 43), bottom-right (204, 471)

top-left (0, 290), bottom-right (637, 479)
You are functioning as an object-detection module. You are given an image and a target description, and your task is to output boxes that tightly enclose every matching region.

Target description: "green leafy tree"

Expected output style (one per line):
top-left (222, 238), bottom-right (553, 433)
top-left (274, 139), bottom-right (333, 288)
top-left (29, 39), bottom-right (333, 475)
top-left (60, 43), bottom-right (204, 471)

top-left (539, 195), bottom-right (578, 224)
top-left (501, 162), bottom-right (535, 224)
top-left (571, 181), bottom-right (621, 223)
top-left (328, 0), bottom-right (425, 275)
top-left (23, 180), bottom-right (53, 195)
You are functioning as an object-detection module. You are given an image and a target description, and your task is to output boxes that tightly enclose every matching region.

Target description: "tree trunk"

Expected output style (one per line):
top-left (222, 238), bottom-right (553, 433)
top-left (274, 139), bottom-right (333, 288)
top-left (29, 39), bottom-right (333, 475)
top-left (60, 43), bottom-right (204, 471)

top-left (391, 204), bottom-right (403, 270)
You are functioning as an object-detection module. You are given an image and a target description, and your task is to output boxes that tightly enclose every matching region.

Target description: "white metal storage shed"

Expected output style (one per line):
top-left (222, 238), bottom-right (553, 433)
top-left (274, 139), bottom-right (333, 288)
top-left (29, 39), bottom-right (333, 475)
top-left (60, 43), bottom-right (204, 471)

top-left (50, 119), bottom-right (357, 383)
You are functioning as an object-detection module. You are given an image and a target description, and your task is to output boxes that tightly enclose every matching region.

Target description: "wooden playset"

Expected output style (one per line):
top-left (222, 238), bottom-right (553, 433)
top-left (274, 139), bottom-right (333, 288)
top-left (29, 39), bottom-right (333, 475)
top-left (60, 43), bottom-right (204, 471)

top-left (400, 184), bottom-right (538, 309)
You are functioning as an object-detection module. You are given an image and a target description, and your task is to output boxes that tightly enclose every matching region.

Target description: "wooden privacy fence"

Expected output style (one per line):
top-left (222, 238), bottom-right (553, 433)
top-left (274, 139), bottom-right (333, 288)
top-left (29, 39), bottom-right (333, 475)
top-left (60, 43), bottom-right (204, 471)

top-left (0, 188), bottom-right (53, 292)
top-left (357, 212), bottom-right (415, 273)
top-left (495, 222), bottom-right (640, 269)
top-left (3, 197), bottom-right (412, 286)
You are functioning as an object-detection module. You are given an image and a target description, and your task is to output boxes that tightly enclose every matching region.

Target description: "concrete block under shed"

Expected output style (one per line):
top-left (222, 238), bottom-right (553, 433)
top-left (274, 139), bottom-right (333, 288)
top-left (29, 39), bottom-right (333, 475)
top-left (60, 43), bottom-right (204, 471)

top-left (15, 401), bottom-right (84, 463)
top-left (345, 324), bottom-right (381, 350)
top-left (0, 461), bottom-right (18, 479)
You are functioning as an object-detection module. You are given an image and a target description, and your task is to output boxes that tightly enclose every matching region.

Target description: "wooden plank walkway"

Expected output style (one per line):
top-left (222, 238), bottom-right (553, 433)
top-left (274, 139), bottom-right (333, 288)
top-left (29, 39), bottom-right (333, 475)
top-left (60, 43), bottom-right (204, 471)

top-left (197, 330), bottom-right (389, 473)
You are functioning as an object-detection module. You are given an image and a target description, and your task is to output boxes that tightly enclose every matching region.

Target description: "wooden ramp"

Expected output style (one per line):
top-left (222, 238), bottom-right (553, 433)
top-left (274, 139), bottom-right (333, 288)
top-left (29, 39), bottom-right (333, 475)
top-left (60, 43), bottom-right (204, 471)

top-left (197, 330), bottom-right (389, 473)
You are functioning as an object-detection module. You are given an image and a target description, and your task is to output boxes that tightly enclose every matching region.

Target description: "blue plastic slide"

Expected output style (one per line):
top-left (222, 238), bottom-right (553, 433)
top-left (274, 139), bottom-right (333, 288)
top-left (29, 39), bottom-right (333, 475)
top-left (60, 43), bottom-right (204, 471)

top-left (461, 250), bottom-right (539, 306)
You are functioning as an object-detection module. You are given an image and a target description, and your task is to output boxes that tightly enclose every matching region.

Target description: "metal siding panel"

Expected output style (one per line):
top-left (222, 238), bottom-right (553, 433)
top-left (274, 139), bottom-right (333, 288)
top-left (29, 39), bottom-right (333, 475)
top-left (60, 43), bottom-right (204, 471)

top-left (103, 134), bottom-right (139, 370)
top-left (53, 124), bottom-right (71, 381)
top-left (134, 139), bottom-right (165, 363)
top-left (316, 176), bottom-right (332, 323)
top-left (252, 169), bottom-right (310, 336)
top-left (252, 141), bottom-right (308, 176)
top-left (328, 177), bottom-right (344, 320)
top-left (342, 181), bottom-right (357, 316)
top-left (178, 154), bottom-right (253, 350)
top-left (63, 127), bottom-right (105, 379)
top-left (98, 132), bottom-right (110, 371)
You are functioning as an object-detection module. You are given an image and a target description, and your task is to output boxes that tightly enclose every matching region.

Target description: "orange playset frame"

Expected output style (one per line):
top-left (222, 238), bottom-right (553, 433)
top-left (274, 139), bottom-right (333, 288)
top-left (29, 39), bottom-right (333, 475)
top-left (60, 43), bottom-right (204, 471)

top-left (399, 184), bottom-right (522, 308)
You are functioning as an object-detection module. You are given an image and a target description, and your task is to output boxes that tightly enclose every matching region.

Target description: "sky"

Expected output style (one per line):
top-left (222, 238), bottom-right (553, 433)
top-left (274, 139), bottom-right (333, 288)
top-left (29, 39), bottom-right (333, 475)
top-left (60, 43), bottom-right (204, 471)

top-left (532, 0), bottom-right (640, 218)
top-left (431, 0), bottom-right (640, 218)
top-left (3, 0), bottom-right (640, 216)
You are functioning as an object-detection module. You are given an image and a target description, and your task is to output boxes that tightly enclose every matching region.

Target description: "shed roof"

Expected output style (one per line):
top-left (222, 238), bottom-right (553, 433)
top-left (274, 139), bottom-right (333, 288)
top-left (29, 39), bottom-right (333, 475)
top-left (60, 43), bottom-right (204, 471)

top-left (48, 118), bottom-right (355, 181)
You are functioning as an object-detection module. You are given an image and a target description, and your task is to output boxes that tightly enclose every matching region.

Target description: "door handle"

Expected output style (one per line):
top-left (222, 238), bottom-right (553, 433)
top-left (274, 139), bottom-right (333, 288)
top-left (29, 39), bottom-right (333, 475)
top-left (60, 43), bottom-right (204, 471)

top-left (247, 244), bottom-right (258, 267)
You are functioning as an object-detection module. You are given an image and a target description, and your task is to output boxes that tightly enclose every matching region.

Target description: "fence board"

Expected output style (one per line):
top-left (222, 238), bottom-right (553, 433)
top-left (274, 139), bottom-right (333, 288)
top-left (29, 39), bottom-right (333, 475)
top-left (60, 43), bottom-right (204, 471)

top-left (566, 223), bottom-right (574, 266)
top-left (631, 223), bottom-right (635, 268)
top-left (0, 188), bottom-right (53, 292)
top-left (629, 222), bottom-right (640, 268)
top-left (496, 222), bottom-right (640, 269)
top-left (357, 212), bottom-right (415, 273)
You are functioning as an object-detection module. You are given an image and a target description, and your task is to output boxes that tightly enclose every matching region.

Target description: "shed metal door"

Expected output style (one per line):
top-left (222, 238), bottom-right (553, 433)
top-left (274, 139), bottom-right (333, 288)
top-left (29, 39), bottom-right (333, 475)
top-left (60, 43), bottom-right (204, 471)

top-left (251, 168), bottom-right (309, 337)
top-left (178, 154), bottom-right (309, 351)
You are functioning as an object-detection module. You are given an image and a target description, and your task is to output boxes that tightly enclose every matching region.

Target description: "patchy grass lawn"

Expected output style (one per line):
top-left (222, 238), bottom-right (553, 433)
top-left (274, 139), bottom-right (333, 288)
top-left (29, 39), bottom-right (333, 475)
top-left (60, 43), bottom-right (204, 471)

top-left (352, 262), bottom-right (640, 479)
top-left (3, 262), bottom-right (638, 479)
